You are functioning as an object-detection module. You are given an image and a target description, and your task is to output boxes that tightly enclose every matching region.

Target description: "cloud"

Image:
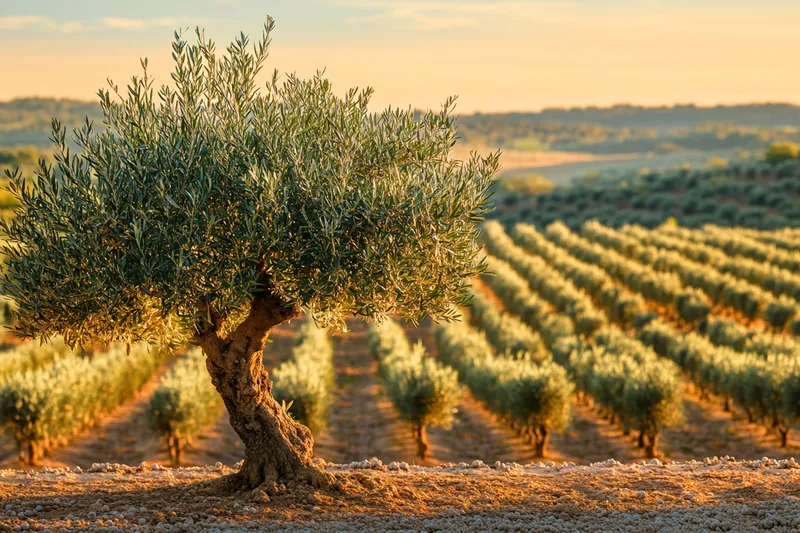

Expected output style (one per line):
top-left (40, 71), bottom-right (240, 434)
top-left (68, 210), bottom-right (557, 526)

top-left (0, 15), bottom-right (86, 33)
top-left (102, 17), bottom-right (176, 30)
top-left (60, 21), bottom-right (86, 34)
top-left (215, 0), bottom-right (236, 4)
top-left (1, 15), bottom-right (175, 33)
top-left (0, 16), bottom-right (45, 30)
top-left (340, 1), bottom-right (575, 30)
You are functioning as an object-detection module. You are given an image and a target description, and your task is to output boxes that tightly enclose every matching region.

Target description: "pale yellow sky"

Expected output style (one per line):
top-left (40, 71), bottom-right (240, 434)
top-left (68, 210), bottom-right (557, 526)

top-left (2, 2), bottom-right (800, 112)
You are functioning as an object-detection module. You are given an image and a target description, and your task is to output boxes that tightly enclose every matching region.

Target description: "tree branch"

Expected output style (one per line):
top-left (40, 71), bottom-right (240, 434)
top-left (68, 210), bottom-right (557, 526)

top-left (193, 274), bottom-right (300, 363)
top-left (194, 299), bottom-right (230, 357)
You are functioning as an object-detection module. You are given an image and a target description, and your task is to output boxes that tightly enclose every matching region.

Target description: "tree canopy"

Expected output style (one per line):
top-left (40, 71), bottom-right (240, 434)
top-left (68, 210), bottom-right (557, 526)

top-left (1, 20), bottom-right (498, 348)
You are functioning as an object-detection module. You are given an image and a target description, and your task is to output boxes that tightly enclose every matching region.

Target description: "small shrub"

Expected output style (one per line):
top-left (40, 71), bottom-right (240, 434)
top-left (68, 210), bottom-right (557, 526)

top-left (765, 142), bottom-right (800, 165)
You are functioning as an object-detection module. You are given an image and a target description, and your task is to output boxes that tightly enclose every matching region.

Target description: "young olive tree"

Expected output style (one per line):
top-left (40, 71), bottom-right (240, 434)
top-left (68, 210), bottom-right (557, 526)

top-left (1, 21), bottom-right (497, 489)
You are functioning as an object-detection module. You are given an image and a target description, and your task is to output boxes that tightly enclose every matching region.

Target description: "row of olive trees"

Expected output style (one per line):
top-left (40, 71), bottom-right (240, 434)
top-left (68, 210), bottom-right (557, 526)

top-left (504, 220), bottom-right (800, 450)
top-left (666, 224), bottom-right (800, 274)
top-left (587, 221), bottom-right (800, 312)
top-left (480, 222), bottom-right (684, 457)
top-left (272, 319), bottom-right (335, 436)
top-left (367, 319), bottom-right (461, 459)
top-left (705, 317), bottom-right (799, 358)
top-left (740, 227), bottom-right (800, 253)
top-left (546, 221), bottom-right (711, 324)
top-left (0, 343), bottom-right (163, 464)
top-left (639, 318), bottom-right (800, 447)
top-left (512, 223), bottom-right (650, 327)
top-left (614, 224), bottom-right (800, 331)
top-left (434, 319), bottom-right (573, 457)
top-left (481, 221), bottom-right (608, 338)
top-left (467, 290), bottom-right (548, 363)
top-left (147, 349), bottom-right (224, 465)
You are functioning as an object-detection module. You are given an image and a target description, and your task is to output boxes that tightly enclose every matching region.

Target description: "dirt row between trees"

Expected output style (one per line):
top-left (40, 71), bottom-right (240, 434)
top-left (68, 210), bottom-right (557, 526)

top-left (2, 459), bottom-right (800, 532)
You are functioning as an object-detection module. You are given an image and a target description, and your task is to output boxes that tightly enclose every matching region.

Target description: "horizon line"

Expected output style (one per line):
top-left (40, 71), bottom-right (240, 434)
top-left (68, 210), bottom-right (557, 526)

top-left (4, 96), bottom-right (800, 116)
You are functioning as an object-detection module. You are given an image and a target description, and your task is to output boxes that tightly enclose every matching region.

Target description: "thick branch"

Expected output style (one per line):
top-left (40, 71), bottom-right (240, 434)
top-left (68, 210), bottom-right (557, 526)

top-left (195, 299), bottom-right (230, 357)
top-left (192, 275), bottom-right (300, 363)
top-left (226, 286), bottom-right (301, 362)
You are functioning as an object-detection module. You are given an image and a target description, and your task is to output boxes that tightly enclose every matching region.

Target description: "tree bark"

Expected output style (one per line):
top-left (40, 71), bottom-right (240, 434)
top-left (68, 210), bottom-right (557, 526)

top-left (414, 424), bottom-right (429, 460)
top-left (194, 282), bottom-right (332, 490)
top-left (534, 427), bottom-right (549, 458)
top-left (167, 436), bottom-right (183, 467)
top-left (645, 433), bottom-right (659, 459)
top-left (637, 429), bottom-right (645, 448)
top-left (780, 428), bottom-right (790, 448)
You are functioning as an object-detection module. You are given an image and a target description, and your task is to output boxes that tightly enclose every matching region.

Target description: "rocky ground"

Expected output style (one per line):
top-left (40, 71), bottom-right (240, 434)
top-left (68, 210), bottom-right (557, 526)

top-left (2, 457), bottom-right (800, 532)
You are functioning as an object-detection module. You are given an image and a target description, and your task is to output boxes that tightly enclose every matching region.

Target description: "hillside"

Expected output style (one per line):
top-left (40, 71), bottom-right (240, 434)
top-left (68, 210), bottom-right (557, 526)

top-left (473, 103), bottom-right (800, 130)
top-left (3, 98), bottom-right (800, 155)
top-left (0, 98), bottom-right (103, 149)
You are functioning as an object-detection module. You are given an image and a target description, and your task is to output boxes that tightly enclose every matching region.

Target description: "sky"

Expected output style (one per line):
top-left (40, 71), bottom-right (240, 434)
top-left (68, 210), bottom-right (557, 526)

top-left (1, 0), bottom-right (800, 113)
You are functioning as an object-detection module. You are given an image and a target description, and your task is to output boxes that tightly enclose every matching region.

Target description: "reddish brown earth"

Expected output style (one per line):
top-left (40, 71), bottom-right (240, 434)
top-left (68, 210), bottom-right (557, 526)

top-left (2, 460), bottom-right (800, 532)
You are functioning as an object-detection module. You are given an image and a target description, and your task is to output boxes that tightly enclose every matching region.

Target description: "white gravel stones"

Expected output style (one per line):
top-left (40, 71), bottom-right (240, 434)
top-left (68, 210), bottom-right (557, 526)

top-left (387, 461), bottom-right (411, 471)
top-left (3, 458), bottom-right (800, 532)
top-left (341, 457), bottom-right (386, 470)
top-left (179, 501), bottom-right (800, 533)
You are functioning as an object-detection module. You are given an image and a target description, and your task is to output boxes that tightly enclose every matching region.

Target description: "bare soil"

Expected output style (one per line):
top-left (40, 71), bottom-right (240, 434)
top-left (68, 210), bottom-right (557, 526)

top-left (313, 320), bottom-right (418, 465)
top-left (2, 459), bottom-right (800, 532)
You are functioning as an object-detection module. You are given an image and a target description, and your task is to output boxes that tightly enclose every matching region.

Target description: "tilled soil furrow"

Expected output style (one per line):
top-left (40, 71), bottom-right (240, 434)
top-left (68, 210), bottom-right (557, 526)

top-left (659, 380), bottom-right (800, 462)
top-left (427, 392), bottom-right (541, 464)
top-left (551, 400), bottom-right (636, 464)
top-left (181, 411), bottom-right (244, 467)
top-left (314, 320), bottom-right (418, 465)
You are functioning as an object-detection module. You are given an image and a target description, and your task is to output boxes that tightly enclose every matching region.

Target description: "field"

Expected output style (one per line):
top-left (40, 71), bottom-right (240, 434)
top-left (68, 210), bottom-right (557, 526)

top-left (5, 219), bottom-right (800, 529)
top-left (450, 142), bottom-right (636, 181)
top-left (5, 0), bottom-right (800, 526)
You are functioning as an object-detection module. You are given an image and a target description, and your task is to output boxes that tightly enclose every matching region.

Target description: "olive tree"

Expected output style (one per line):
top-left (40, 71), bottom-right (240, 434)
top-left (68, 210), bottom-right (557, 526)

top-left (1, 21), bottom-right (497, 489)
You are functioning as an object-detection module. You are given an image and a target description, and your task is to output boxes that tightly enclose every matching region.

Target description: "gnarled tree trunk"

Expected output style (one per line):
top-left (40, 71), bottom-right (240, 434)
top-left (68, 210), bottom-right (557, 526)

top-left (779, 427), bottom-right (790, 448)
top-left (414, 424), bottom-right (429, 460)
top-left (533, 427), bottom-right (550, 458)
top-left (645, 433), bottom-right (659, 459)
top-left (194, 283), bottom-right (332, 490)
